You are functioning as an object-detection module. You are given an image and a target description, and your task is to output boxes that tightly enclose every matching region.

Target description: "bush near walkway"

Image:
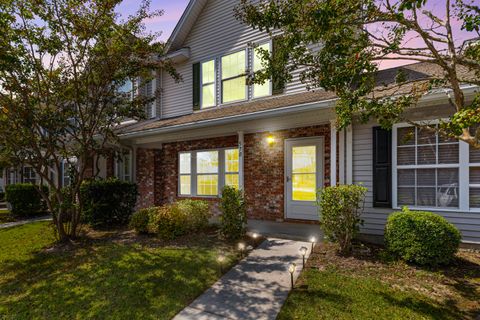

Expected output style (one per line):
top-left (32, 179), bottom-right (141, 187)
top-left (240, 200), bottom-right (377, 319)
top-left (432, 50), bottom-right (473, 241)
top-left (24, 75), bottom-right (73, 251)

top-left (219, 186), bottom-right (247, 240)
top-left (5, 184), bottom-right (48, 217)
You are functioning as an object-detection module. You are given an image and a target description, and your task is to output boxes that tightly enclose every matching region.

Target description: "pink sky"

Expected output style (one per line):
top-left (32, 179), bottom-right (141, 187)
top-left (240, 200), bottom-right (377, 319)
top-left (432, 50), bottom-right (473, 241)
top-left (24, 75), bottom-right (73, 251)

top-left (116, 0), bottom-right (479, 70)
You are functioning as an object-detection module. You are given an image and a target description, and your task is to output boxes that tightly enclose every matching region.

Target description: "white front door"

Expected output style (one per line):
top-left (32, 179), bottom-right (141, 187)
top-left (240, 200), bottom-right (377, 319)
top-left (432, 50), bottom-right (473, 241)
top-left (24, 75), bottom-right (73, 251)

top-left (285, 137), bottom-right (324, 220)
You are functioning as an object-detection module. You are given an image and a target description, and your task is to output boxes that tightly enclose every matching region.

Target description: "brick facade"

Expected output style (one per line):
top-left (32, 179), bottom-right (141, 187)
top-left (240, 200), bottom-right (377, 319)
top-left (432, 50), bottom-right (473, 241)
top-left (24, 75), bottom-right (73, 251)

top-left (135, 123), bottom-right (333, 221)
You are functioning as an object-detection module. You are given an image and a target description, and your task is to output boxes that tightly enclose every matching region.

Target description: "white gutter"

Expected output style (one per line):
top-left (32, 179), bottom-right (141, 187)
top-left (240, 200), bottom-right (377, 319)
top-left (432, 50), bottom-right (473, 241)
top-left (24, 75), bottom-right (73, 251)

top-left (119, 84), bottom-right (479, 140)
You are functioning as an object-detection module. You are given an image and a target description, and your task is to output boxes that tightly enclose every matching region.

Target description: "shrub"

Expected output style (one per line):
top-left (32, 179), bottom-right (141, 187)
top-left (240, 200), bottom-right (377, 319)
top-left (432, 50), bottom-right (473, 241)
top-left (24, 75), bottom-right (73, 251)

top-left (0, 192), bottom-right (4, 201)
top-left (385, 207), bottom-right (461, 266)
top-left (318, 184), bottom-right (367, 253)
top-left (219, 186), bottom-right (247, 240)
top-left (5, 183), bottom-right (48, 217)
top-left (129, 207), bottom-right (156, 234)
top-left (131, 199), bottom-right (211, 239)
top-left (49, 186), bottom-right (76, 222)
top-left (80, 178), bottom-right (138, 228)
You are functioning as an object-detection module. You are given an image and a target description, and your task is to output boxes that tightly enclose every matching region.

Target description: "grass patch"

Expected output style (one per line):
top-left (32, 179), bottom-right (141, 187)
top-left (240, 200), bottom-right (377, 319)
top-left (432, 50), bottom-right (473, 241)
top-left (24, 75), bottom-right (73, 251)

top-left (0, 222), bottom-right (240, 319)
top-left (0, 209), bottom-right (15, 224)
top-left (278, 243), bottom-right (480, 320)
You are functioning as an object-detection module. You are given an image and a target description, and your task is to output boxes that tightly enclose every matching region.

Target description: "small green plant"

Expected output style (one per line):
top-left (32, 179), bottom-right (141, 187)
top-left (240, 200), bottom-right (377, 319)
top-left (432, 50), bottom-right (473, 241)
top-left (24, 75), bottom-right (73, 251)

top-left (129, 207), bottom-right (156, 234)
top-left (219, 186), bottom-right (247, 240)
top-left (317, 184), bottom-right (367, 254)
top-left (5, 183), bottom-right (48, 217)
top-left (131, 200), bottom-right (211, 239)
top-left (80, 178), bottom-right (138, 228)
top-left (385, 207), bottom-right (461, 266)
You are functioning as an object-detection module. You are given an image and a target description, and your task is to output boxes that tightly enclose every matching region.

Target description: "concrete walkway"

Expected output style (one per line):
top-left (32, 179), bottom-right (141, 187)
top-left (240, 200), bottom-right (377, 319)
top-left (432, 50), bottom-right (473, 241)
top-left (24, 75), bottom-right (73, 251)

top-left (174, 238), bottom-right (312, 320)
top-left (0, 216), bottom-right (52, 229)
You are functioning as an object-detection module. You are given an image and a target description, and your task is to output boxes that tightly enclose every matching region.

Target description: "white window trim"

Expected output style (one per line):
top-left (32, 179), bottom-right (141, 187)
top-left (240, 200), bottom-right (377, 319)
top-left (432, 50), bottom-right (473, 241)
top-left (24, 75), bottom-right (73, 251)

top-left (178, 147), bottom-right (240, 198)
top-left (114, 150), bottom-right (133, 182)
top-left (252, 41), bottom-right (273, 99)
top-left (220, 49), bottom-right (248, 105)
top-left (392, 122), bottom-right (480, 213)
top-left (200, 59), bottom-right (216, 109)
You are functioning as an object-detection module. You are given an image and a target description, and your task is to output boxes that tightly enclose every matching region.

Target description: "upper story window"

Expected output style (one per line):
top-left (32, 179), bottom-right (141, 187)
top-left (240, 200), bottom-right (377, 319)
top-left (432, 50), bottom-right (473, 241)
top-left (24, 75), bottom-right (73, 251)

top-left (118, 79), bottom-right (135, 100)
top-left (221, 50), bottom-right (246, 104)
top-left (393, 124), bottom-right (480, 212)
top-left (201, 60), bottom-right (215, 108)
top-left (253, 43), bottom-right (271, 98)
top-left (23, 167), bottom-right (36, 184)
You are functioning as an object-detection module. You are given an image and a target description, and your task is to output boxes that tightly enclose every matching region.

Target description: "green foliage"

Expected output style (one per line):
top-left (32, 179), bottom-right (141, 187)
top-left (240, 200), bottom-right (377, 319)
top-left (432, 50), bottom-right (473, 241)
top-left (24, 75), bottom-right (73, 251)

top-left (129, 207), bottom-right (156, 234)
top-left (80, 178), bottom-right (138, 228)
top-left (5, 183), bottom-right (48, 217)
top-left (385, 207), bottom-right (461, 266)
top-left (219, 186), bottom-right (247, 240)
top-left (235, 0), bottom-right (480, 148)
top-left (132, 200), bottom-right (211, 239)
top-left (318, 185), bottom-right (367, 253)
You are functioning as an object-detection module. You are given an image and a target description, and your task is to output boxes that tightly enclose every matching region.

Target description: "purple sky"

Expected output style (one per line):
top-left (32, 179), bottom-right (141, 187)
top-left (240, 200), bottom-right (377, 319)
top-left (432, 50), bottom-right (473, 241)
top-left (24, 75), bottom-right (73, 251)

top-left (116, 0), bottom-right (478, 70)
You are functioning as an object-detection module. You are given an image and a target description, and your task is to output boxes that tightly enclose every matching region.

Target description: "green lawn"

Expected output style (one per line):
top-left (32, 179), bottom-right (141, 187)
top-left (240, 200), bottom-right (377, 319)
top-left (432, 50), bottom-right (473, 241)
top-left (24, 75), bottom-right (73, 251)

top-left (279, 243), bottom-right (480, 320)
top-left (0, 222), bottom-right (237, 319)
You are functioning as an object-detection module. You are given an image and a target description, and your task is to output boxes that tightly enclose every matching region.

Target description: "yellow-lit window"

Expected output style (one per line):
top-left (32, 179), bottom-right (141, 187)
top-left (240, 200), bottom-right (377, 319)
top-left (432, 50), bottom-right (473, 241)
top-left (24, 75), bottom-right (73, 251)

top-left (221, 51), bottom-right (246, 103)
top-left (179, 153), bottom-right (191, 195)
top-left (253, 43), bottom-right (271, 98)
top-left (201, 60), bottom-right (215, 108)
top-left (292, 146), bottom-right (317, 201)
top-left (225, 148), bottom-right (239, 189)
top-left (197, 151), bottom-right (219, 195)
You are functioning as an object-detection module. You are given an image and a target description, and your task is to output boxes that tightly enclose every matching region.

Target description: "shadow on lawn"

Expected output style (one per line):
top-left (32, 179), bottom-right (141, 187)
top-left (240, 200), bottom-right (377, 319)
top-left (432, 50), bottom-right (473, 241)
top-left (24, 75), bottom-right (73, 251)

top-left (0, 238), bottom-right (225, 319)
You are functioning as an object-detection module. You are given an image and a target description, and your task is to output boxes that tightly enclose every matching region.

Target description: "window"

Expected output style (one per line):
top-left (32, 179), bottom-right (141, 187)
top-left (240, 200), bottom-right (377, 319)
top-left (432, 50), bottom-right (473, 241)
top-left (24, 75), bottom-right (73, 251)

top-left (62, 160), bottom-right (74, 187)
top-left (253, 43), bottom-right (271, 98)
top-left (178, 148), bottom-right (240, 197)
top-left (201, 60), bottom-right (215, 108)
top-left (393, 124), bottom-right (480, 211)
top-left (115, 150), bottom-right (132, 182)
top-left (145, 79), bottom-right (155, 118)
top-left (118, 79), bottom-right (135, 100)
top-left (225, 148), bottom-right (239, 189)
top-left (23, 167), bottom-right (36, 184)
top-left (221, 50), bottom-right (246, 103)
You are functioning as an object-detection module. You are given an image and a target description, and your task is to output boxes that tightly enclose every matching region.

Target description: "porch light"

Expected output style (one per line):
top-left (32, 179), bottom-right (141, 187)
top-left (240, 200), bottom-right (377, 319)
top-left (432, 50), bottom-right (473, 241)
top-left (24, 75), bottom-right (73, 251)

top-left (288, 263), bottom-right (297, 289)
top-left (266, 134), bottom-right (275, 146)
top-left (299, 246), bottom-right (308, 268)
top-left (310, 236), bottom-right (316, 251)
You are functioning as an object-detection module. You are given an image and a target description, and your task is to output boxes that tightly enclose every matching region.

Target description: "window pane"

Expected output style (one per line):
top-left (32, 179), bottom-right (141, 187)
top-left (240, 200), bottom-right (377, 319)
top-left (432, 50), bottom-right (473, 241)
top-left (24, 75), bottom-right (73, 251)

top-left (398, 127), bottom-right (415, 146)
top-left (417, 187), bottom-right (436, 207)
top-left (471, 146), bottom-right (480, 163)
top-left (397, 146), bottom-right (415, 165)
top-left (471, 167), bottom-right (480, 184)
top-left (292, 146), bottom-right (316, 173)
top-left (197, 151), bottom-right (218, 174)
top-left (202, 83), bottom-right (215, 108)
top-left (180, 153), bottom-right (191, 174)
top-left (202, 60), bottom-right (215, 84)
top-left (225, 174), bottom-right (239, 189)
top-left (417, 169), bottom-right (436, 186)
top-left (221, 51), bottom-right (245, 79)
top-left (118, 79), bottom-right (133, 93)
top-left (254, 82), bottom-right (270, 98)
top-left (470, 188), bottom-right (480, 208)
top-left (197, 175), bottom-right (218, 196)
top-left (417, 127), bottom-right (436, 145)
top-left (180, 175), bottom-right (191, 195)
top-left (438, 168), bottom-right (459, 186)
top-left (225, 149), bottom-right (239, 172)
top-left (417, 145), bottom-right (436, 165)
top-left (398, 169), bottom-right (415, 186)
top-left (398, 187), bottom-right (415, 205)
top-left (292, 173), bottom-right (316, 201)
top-left (222, 76), bottom-right (246, 103)
top-left (438, 144), bottom-right (459, 164)
top-left (254, 43), bottom-right (270, 72)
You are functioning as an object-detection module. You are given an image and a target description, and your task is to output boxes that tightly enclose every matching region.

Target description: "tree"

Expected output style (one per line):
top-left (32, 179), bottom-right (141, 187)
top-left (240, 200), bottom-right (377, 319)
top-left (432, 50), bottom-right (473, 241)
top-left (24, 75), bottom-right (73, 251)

top-left (235, 0), bottom-right (480, 148)
top-left (0, 0), bottom-right (178, 241)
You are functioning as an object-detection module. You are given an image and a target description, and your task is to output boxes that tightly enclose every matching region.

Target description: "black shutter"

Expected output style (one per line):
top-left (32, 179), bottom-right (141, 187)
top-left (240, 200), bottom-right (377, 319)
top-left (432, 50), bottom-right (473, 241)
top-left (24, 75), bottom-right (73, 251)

top-left (192, 62), bottom-right (201, 110)
top-left (373, 127), bottom-right (392, 207)
top-left (271, 37), bottom-right (285, 95)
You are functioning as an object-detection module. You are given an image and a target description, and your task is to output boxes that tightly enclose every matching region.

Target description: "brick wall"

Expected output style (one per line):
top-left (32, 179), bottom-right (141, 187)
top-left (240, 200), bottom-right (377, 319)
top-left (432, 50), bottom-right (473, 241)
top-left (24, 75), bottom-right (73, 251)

top-left (135, 123), bottom-right (332, 221)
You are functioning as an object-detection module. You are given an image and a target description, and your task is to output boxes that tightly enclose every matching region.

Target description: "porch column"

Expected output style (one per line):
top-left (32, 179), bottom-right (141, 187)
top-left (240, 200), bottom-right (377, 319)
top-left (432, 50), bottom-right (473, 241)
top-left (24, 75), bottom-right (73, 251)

top-left (330, 120), bottom-right (337, 186)
top-left (339, 129), bottom-right (345, 184)
top-left (346, 124), bottom-right (353, 184)
top-left (238, 131), bottom-right (244, 190)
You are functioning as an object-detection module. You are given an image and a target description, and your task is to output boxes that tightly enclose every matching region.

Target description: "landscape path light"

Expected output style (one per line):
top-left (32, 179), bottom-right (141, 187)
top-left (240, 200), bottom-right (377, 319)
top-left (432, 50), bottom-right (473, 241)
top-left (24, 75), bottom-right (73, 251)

top-left (288, 263), bottom-right (297, 289)
top-left (217, 253), bottom-right (226, 273)
top-left (238, 242), bottom-right (246, 258)
top-left (299, 246), bottom-right (308, 268)
top-left (309, 236), bottom-right (316, 251)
